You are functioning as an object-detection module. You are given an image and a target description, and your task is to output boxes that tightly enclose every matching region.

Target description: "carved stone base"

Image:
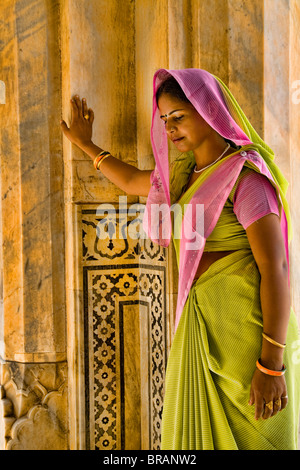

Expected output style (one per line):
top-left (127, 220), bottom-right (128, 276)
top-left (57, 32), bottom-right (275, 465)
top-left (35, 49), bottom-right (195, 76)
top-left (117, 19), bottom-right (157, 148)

top-left (0, 361), bottom-right (68, 450)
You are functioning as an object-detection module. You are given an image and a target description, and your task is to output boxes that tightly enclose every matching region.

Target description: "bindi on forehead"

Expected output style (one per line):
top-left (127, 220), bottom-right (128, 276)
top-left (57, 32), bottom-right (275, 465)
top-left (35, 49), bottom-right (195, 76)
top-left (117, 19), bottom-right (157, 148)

top-left (159, 108), bottom-right (185, 119)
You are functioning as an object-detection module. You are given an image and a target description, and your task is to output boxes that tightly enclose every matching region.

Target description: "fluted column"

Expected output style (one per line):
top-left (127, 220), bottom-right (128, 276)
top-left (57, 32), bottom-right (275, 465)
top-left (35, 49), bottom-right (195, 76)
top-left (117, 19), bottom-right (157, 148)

top-left (289, 0), bottom-right (300, 322)
top-left (0, 0), bottom-right (67, 450)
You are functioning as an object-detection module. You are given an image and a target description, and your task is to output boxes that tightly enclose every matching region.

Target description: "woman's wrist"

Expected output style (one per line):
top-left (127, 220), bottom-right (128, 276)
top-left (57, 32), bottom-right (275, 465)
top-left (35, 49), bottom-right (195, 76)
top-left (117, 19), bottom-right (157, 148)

top-left (260, 345), bottom-right (284, 370)
top-left (79, 140), bottom-right (104, 159)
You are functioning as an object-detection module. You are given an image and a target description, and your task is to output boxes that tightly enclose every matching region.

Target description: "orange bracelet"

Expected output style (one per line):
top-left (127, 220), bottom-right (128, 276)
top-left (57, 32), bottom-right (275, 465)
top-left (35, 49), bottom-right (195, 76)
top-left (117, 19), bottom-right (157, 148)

top-left (256, 359), bottom-right (286, 377)
top-left (97, 153), bottom-right (111, 170)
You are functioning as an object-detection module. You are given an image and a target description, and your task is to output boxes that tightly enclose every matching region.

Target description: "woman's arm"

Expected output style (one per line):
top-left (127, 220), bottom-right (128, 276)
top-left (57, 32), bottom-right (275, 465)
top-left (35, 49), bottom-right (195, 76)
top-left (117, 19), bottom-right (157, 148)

top-left (60, 95), bottom-right (152, 197)
top-left (246, 213), bottom-right (289, 420)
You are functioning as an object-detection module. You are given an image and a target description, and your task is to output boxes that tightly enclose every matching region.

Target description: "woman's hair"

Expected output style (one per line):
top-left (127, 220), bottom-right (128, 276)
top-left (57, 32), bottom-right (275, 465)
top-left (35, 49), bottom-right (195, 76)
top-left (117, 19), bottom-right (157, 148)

top-left (155, 76), bottom-right (190, 106)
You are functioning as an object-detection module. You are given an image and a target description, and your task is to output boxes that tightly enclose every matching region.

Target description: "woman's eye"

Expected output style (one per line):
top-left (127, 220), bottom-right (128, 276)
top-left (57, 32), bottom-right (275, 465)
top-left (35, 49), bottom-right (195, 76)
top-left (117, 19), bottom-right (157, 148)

top-left (161, 116), bottom-right (184, 125)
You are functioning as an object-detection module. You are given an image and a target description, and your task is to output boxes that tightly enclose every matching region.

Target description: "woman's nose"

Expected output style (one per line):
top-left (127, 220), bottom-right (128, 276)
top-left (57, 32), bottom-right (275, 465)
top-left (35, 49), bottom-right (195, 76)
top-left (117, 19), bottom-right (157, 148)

top-left (165, 120), bottom-right (175, 133)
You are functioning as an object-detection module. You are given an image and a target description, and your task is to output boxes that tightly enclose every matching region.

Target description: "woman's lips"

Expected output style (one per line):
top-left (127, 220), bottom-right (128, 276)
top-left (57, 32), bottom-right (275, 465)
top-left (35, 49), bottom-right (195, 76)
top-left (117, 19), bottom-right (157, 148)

top-left (173, 137), bottom-right (184, 143)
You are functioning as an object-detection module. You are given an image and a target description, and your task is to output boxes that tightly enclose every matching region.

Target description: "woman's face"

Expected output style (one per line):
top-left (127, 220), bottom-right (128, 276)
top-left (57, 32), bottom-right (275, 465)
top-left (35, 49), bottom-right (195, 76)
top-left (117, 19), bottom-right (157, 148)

top-left (158, 93), bottom-right (214, 152)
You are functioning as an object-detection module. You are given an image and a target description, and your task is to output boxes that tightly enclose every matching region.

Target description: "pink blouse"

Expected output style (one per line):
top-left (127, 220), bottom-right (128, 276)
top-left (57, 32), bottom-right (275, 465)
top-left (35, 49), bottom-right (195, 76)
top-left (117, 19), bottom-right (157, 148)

top-left (233, 169), bottom-right (280, 229)
top-left (201, 168), bottom-right (280, 252)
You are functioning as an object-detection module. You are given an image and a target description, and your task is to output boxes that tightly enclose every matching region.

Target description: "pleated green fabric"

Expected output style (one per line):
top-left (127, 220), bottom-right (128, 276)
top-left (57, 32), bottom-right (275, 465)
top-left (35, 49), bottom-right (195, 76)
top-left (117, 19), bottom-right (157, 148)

top-left (161, 249), bottom-right (300, 450)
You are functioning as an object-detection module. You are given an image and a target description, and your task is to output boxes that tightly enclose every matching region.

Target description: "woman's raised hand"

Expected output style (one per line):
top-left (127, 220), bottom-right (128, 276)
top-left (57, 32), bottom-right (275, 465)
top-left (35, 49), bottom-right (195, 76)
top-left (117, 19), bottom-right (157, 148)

top-left (60, 95), bottom-right (95, 150)
top-left (60, 94), bottom-right (152, 197)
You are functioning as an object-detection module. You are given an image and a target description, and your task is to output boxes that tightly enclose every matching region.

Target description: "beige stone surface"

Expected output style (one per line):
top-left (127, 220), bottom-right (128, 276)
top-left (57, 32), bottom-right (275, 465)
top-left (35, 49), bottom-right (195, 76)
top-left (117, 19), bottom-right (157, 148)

top-left (0, 81), bottom-right (5, 104)
top-left (135, 0), bottom-right (168, 174)
top-left (0, 0), bottom-right (66, 361)
top-left (289, 0), bottom-right (300, 325)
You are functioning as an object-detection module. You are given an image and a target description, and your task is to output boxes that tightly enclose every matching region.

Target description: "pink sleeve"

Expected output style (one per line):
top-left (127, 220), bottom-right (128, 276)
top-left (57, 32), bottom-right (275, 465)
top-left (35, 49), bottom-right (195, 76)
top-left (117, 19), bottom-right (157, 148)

top-left (233, 170), bottom-right (280, 229)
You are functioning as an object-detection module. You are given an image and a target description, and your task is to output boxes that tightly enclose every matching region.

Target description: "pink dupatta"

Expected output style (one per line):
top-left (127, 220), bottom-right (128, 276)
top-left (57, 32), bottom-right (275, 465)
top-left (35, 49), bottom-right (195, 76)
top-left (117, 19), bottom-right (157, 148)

top-left (143, 69), bottom-right (290, 331)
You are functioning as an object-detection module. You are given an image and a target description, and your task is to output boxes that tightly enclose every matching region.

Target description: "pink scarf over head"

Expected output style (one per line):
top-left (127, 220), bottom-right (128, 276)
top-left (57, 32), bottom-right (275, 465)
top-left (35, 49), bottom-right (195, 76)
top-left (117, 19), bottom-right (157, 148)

top-left (143, 68), bottom-right (290, 331)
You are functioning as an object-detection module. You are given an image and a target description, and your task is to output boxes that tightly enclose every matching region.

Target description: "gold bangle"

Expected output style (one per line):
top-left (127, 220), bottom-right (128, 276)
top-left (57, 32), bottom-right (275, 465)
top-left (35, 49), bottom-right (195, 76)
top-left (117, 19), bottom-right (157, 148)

top-left (93, 151), bottom-right (110, 169)
top-left (93, 153), bottom-right (104, 169)
top-left (97, 153), bottom-right (111, 171)
top-left (262, 332), bottom-right (286, 349)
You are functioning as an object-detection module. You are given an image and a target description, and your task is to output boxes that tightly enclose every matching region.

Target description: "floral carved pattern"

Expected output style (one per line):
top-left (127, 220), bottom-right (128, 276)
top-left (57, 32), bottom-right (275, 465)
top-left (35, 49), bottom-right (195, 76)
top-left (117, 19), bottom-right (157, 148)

top-left (82, 205), bottom-right (167, 450)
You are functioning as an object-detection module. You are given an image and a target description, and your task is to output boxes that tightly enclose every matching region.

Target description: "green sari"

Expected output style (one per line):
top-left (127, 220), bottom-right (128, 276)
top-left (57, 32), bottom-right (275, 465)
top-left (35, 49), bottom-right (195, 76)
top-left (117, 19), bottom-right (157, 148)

top-left (146, 68), bottom-right (299, 450)
top-left (161, 157), bottom-right (300, 450)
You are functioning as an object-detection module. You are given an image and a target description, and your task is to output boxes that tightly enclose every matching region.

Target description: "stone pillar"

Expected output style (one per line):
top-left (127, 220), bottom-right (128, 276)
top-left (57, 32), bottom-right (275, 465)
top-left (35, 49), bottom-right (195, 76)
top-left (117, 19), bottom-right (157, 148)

top-left (289, 0), bottom-right (300, 320)
top-left (263, 0), bottom-right (300, 322)
top-left (61, 0), bottom-right (168, 450)
top-left (0, 0), bottom-right (67, 449)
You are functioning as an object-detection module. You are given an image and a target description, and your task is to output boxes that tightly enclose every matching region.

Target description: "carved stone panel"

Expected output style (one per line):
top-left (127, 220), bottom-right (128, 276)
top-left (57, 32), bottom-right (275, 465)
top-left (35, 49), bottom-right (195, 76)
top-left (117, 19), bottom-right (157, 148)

top-left (0, 361), bottom-right (68, 450)
top-left (81, 202), bottom-right (167, 450)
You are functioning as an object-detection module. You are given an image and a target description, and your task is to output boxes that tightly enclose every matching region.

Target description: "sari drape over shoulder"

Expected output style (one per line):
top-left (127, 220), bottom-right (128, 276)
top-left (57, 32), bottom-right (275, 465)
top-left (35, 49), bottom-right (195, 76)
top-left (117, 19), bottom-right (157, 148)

top-left (143, 68), bottom-right (300, 450)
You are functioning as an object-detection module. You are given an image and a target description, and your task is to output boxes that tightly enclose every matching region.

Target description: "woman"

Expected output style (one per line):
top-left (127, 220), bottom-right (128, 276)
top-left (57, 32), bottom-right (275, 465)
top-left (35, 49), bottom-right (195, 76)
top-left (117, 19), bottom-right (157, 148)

top-left (61, 68), bottom-right (300, 450)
